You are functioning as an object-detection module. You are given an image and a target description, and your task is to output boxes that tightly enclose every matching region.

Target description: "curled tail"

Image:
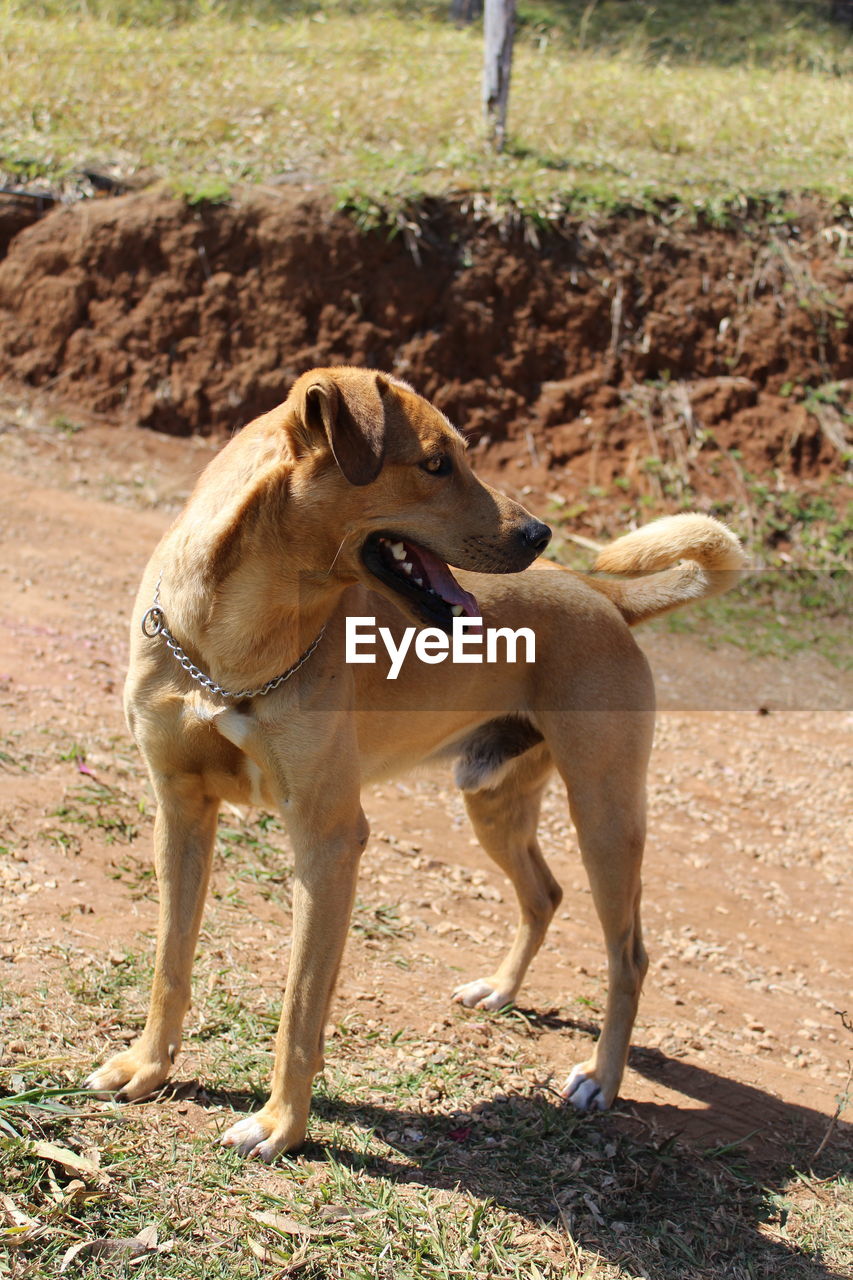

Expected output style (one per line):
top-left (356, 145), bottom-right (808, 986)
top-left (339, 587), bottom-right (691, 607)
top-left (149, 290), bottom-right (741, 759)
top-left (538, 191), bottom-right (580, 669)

top-left (583, 514), bottom-right (745, 626)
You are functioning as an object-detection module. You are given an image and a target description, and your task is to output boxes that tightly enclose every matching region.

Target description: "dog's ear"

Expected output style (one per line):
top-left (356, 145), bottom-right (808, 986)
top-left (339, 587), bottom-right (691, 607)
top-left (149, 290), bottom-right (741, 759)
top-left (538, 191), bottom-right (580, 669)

top-left (301, 371), bottom-right (388, 486)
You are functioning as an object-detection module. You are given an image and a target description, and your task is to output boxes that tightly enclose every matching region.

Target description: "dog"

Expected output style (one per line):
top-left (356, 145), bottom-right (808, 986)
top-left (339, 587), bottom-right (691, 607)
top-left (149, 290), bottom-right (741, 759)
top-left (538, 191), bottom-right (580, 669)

top-left (85, 366), bottom-right (744, 1161)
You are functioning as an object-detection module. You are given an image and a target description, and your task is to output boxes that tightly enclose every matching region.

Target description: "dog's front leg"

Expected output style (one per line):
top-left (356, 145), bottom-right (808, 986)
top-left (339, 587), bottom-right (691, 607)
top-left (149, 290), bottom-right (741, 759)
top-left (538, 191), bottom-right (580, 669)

top-left (86, 777), bottom-right (219, 1099)
top-left (220, 804), bottom-right (369, 1162)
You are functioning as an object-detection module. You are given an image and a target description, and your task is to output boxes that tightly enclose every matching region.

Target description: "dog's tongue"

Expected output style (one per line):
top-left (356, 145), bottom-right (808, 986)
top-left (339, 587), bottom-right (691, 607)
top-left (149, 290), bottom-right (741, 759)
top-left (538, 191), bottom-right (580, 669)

top-left (407, 543), bottom-right (480, 618)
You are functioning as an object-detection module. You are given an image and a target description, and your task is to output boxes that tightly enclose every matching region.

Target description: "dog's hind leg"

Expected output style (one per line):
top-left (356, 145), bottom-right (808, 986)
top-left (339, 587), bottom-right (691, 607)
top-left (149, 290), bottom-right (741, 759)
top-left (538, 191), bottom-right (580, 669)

top-left (85, 775), bottom-right (220, 1099)
top-left (453, 743), bottom-right (561, 1012)
top-left (547, 708), bottom-right (653, 1112)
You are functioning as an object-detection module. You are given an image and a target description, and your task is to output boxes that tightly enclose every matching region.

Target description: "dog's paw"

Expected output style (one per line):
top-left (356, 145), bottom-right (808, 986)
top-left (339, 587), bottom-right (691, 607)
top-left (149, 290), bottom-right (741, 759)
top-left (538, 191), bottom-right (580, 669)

top-left (219, 1107), bottom-right (305, 1163)
top-left (561, 1064), bottom-right (611, 1112)
top-left (84, 1045), bottom-right (172, 1101)
top-left (452, 977), bottom-right (513, 1012)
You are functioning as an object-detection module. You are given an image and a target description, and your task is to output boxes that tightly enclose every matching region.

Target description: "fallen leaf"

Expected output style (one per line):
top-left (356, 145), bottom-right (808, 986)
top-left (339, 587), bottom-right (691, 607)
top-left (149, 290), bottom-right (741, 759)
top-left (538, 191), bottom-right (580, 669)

top-left (0, 1195), bottom-right (39, 1230)
top-left (247, 1235), bottom-right (289, 1265)
top-left (46, 1179), bottom-right (106, 1221)
top-left (135, 1224), bottom-right (158, 1250)
top-left (32, 1141), bottom-right (107, 1184)
top-left (583, 1193), bottom-right (604, 1223)
top-left (59, 1222), bottom-right (160, 1271)
top-left (60, 1237), bottom-right (147, 1272)
top-left (249, 1210), bottom-right (314, 1236)
top-left (316, 1203), bottom-right (377, 1223)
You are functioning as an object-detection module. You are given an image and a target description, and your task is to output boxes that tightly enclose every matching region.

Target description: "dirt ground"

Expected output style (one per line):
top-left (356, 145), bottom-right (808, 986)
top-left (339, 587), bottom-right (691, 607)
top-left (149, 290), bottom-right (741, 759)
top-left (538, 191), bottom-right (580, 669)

top-left (0, 388), bottom-right (850, 1183)
top-left (1, 189), bottom-right (850, 529)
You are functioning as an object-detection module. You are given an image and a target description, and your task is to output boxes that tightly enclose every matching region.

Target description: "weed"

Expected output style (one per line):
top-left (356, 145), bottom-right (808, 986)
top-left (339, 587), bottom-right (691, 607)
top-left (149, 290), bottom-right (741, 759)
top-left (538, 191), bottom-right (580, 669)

top-left (106, 852), bottom-right (156, 898)
top-left (0, 744), bottom-right (27, 774)
top-left (0, 1084), bottom-right (94, 1140)
top-left (3, 881), bottom-right (851, 1278)
top-left (65, 949), bottom-right (152, 1011)
top-left (543, 441), bottom-right (851, 667)
top-left (803, 379), bottom-right (853, 458)
top-left (351, 900), bottom-right (411, 942)
top-left (52, 781), bottom-right (140, 847)
top-left (170, 175), bottom-right (232, 207)
top-left (216, 815), bottom-right (292, 899)
top-left (48, 415), bottom-right (82, 437)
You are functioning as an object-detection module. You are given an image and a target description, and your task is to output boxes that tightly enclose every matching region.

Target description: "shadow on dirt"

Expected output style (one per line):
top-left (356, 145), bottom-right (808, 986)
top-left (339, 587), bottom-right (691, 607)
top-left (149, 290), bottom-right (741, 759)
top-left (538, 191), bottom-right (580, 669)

top-left (202, 1050), bottom-right (851, 1278)
top-left (627, 1047), bottom-right (850, 1162)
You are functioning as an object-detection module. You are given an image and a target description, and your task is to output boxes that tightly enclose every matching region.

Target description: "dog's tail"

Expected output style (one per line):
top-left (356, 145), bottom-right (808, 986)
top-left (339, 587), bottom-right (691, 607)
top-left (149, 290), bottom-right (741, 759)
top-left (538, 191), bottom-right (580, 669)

top-left (581, 514), bottom-right (745, 626)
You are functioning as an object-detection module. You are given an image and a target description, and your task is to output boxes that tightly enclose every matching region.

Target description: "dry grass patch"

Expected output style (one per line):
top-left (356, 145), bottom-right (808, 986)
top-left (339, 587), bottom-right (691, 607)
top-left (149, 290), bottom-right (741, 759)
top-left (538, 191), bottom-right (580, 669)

top-left (2, 5), bottom-right (852, 210)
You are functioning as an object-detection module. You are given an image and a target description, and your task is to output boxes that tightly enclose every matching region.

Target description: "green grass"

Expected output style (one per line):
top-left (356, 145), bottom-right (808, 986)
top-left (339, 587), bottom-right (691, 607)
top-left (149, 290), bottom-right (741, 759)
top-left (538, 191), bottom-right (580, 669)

top-left (2, 1), bottom-right (852, 213)
top-left (545, 456), bottom-right (852, 668)
top-left (7, 0), bottom-right (853, 72)
top-left (216, 815), bottom-right (293, 900)
top-left (2, 1020), bottom-right (851, 1278)
top-left (651, 571), bottom-right (852, 669)
top-left (52, 780), bottom-right (141, 848)
top-left (2, 722), bottom-right (852, 1277)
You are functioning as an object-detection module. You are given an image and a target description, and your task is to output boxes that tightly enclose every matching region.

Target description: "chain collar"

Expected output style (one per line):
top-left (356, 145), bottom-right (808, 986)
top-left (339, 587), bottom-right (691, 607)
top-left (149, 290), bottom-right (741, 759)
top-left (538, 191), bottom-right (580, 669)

top-left (140, 574), bottom-right (326, 701)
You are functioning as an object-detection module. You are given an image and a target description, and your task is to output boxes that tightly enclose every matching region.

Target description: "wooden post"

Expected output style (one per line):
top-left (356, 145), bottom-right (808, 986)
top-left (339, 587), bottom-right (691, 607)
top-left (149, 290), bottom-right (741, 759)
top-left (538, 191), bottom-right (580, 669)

top-left (483, 0), bottom-right (516, 153)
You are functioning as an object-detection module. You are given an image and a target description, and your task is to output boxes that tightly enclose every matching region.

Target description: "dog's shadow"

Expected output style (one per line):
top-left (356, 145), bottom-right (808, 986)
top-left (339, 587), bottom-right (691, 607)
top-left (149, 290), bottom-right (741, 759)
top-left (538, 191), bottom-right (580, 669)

top-left (195, 1047), bottom-right (851, 1277)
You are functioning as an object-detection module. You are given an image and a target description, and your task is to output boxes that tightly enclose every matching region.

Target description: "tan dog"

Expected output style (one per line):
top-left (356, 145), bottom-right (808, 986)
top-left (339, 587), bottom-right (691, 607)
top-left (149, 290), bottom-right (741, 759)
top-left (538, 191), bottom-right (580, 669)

top-left (85, 367), bottom-right (744, 1161)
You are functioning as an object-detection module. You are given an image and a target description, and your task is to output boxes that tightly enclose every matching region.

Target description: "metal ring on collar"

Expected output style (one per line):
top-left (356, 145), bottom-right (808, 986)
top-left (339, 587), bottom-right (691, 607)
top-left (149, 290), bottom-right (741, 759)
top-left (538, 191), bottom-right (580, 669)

top-left (141, 606), bottom-right (166, 638)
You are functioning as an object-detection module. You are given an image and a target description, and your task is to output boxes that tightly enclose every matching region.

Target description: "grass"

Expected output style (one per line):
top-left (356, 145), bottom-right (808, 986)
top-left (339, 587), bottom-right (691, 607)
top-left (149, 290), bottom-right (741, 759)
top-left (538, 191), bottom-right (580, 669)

top-left (542, 396), bottom-right (852, 670)
top-left (2, 1), bottom-right (852, 213)
top-left (651, 571), bottom-right (852, 670)
top-left (52, 780), bottom-right (141, 848)
top-left (0, 1085), bottom-right (93, 1140)
top-left (7, 0), bottom-right (853, 71)
top-left (2, 1005), bottom-right (851, 1278)
top-left (2, 664), bottom-right (852, 1277)
top-left (216, 815), bottom-right (293, 901)
top-left (4, 729), bottom-right (853, 1274)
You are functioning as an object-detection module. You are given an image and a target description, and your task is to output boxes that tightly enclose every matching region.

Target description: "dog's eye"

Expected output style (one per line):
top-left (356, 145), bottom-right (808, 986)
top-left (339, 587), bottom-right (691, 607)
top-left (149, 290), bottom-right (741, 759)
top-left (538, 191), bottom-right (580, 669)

top-left (420, 454), bottom-right (452, 477)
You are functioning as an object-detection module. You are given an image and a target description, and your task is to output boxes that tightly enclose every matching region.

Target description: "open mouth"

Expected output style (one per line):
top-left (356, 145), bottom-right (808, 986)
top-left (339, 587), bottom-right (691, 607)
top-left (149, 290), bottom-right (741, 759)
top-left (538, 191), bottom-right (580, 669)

top-left (361, 533), bottom-right (480, 632)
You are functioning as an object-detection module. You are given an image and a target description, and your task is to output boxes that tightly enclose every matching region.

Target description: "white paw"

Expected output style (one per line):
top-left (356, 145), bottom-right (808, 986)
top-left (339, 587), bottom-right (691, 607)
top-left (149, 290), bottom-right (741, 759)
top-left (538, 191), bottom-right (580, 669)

top-left (82, 1074), bottom-right (118, 1102)
top-left (220, 1114), bottom-right (277, 1160)
top-left (83, 1069), bottom-right (110, 1092)
top-left (452, 978), bottom-right (512, 1011)
top-left (561, 1066), bottom-right (608, 1111)
top-left (219, 1108), bottom-right (305, 1163)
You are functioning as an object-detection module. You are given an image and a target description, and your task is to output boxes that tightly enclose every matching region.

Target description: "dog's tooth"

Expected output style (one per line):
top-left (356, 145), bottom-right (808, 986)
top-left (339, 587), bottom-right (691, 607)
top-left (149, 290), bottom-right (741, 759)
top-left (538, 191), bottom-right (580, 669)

top-left (414, 577), bottom-right (424, 587)
top-left (402, 561), bottom-right (413, 575)
top-left (390, 542), bottom-right (406, 560)
top-left (450, 604), bottom-right (464, 616)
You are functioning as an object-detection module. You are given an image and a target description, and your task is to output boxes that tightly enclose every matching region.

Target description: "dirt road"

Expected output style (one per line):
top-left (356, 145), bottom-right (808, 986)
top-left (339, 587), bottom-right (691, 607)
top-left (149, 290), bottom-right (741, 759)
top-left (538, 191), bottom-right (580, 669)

top-left (1, 393), bottom-right (851, 1173)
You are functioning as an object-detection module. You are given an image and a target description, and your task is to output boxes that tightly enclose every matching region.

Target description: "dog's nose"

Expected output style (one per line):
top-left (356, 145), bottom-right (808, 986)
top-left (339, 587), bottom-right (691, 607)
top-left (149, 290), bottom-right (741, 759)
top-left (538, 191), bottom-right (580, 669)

top-left (520, 519), bottom-right (552, 554)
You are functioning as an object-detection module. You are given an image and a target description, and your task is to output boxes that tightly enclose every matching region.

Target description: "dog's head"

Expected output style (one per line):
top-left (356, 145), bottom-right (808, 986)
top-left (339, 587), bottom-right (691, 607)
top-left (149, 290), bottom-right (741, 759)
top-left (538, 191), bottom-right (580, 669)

top-left (284, 367), bottom-right (550, 631)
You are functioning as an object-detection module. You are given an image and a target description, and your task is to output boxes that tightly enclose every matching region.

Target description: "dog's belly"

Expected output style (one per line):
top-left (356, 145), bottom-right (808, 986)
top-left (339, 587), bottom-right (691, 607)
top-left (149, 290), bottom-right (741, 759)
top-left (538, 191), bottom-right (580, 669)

top-left (351, 633), bottom-right (534, 783)
top-left (354, 702), bottom-right (521, 784)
